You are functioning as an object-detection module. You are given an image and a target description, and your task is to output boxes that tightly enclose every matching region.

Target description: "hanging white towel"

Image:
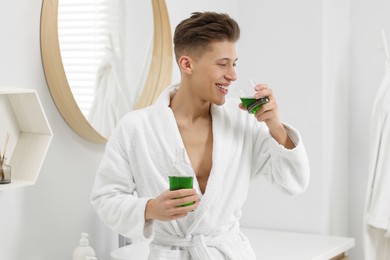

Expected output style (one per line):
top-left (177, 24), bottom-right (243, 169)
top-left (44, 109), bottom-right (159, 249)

top-left (88, 37), bottom-right (131, 137)
top-left (363, 58), bottom-right (390, 259)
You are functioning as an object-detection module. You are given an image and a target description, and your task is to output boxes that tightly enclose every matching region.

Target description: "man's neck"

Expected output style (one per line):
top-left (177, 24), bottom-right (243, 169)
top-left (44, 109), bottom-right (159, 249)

top-left (169, 84), bottom-right (211, 123)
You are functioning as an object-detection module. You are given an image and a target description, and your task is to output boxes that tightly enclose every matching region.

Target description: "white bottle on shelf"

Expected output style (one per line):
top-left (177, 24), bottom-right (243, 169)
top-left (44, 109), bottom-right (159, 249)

top-left (73, 233), bottom-right (96, 260)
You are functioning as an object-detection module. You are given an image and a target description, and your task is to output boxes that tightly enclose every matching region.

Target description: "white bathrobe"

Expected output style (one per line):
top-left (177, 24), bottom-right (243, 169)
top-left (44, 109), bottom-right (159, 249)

top-left (91, 85), bottom-right (310, 260)
top-left (364, 60), bottom-right (390, 259)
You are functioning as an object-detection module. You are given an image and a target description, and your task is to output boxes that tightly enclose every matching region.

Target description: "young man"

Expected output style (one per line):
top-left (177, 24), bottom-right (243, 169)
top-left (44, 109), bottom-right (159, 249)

top-left (91, 12), bottom-right (310, 259)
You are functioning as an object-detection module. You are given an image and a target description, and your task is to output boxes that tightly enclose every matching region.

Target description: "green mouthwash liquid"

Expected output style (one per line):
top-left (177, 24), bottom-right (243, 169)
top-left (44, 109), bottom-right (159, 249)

top-left (240, 97), bottom-right (269, 114)
top-left (169, 176), bottom-right (194, 207)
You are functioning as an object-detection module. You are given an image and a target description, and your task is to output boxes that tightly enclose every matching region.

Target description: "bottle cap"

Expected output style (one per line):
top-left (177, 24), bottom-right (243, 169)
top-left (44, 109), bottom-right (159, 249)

top-left (79, 233), bottom-right (89, 246)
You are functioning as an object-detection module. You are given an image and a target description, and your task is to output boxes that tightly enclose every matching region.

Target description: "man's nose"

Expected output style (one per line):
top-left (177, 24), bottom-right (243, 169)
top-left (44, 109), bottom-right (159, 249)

top-left (226, 67), bottom-right (237, 82)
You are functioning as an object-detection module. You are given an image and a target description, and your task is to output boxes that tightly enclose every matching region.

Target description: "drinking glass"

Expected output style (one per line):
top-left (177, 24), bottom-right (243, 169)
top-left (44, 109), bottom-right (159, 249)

top-left (236, 79), bottom-right (269, 114)
top-left (168, 148), bottom-right (195, 207)
top-left (168, 176), bottom-right (194, 207)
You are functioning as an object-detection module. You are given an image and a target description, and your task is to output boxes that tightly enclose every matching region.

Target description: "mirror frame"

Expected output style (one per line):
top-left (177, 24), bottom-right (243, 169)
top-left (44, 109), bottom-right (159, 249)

top-left (40, 0), bottom-right (173, 143)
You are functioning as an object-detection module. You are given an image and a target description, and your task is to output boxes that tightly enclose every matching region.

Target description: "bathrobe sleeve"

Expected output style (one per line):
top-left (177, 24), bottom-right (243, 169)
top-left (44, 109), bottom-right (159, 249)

top-left (251, 122), bottom-right (310, 195)
top-left (90, 118), bottom-right (154, 241)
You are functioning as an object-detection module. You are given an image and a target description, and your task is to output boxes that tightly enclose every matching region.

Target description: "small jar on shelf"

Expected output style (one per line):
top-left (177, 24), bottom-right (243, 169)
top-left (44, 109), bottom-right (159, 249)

top-left (0, 160), bottom-right (11, 184)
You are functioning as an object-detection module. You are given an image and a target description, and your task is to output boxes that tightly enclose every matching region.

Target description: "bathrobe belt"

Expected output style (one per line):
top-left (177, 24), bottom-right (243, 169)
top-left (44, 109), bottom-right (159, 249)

top-left (154, 224), bottom-right (239, 259)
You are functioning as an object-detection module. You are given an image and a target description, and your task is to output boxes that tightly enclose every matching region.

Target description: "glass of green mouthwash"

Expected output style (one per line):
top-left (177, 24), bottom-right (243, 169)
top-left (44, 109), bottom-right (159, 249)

top-left (240, 96), bottom-right (269, 114)
top-left (238, 79), bottom-right (269, 114)
top-left (169, 176), bottom-right (194, 207)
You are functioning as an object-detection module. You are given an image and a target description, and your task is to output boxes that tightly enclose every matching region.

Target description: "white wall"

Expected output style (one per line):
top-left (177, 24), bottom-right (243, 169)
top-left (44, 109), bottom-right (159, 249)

top-left (1, 0), bottom-right (385, 259)
top-left (322, 0), bottom-right (351, 237)
top-left (237, 0), bottom-right (327, 234)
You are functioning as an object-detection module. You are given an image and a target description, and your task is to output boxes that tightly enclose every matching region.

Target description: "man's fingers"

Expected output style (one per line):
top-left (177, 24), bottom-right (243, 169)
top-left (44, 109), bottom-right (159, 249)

top-left (167, 188), bottom-right (197, 199)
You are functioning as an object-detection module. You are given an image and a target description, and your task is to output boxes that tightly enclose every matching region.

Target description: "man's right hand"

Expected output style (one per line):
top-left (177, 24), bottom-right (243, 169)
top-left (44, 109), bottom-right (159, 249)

top-left (145, 189), bottom-right (200, 221)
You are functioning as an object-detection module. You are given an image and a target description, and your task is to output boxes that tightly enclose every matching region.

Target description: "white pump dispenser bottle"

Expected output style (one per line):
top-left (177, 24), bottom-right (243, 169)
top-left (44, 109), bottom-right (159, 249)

top-left (73, 233), bottom-right (96, 260)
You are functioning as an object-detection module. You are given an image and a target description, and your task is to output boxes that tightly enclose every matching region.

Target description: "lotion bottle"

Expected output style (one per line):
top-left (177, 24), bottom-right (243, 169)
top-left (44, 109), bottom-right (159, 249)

top-left (73, 233), bottom-right (96, 260)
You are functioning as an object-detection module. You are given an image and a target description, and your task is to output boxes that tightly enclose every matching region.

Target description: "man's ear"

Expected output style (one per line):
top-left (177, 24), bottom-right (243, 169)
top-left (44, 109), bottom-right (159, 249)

top-left (178, 56), bottom-right (193, 75)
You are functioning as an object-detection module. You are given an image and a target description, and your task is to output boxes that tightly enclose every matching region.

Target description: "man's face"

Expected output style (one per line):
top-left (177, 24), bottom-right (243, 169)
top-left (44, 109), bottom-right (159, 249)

top-left (190, 41), bottom-right (238, 105)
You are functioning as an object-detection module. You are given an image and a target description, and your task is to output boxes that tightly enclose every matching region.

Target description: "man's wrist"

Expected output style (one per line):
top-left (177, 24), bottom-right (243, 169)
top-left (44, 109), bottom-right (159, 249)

top-left (270, 123), bottom-right (295, 149)
top-left (145, 199), bottom-right (154, 220)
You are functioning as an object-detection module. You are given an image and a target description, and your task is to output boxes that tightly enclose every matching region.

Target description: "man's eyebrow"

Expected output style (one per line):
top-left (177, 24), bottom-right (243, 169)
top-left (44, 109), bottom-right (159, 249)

top-left (217, 58), bottom-right (239, 62)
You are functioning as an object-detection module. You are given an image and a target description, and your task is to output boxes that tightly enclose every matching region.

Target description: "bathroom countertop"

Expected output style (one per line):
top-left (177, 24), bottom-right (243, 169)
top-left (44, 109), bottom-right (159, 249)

top-left (241, 227), bottom-right (355, 260)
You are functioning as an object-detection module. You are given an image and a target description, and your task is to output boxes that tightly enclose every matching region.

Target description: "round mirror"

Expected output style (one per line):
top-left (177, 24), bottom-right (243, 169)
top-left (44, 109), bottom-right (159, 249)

top-left (40, 0), bottom-right (173, 143)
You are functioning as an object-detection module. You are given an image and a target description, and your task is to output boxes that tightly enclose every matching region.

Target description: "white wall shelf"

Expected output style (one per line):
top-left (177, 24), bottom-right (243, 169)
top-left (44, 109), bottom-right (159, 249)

top-left (0, 87), bottom-right (53, 191)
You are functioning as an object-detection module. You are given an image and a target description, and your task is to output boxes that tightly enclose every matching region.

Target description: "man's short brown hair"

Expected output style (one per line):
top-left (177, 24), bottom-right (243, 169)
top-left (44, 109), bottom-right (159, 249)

top-left (173, 12), bottom-right (240, 62)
